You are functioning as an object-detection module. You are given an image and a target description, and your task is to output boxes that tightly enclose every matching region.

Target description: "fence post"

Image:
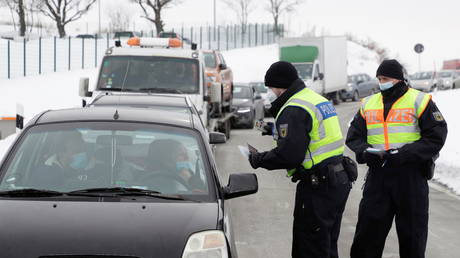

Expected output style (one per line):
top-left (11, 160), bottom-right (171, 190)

top-left (261, 24), bottom-right (264, 45)
top-left (53, 37), bottom-right (57, 72)
top-left (217, 26), bottom-right (220, 50)
top-left (226, 25), bottom-right (229, 50)
top-left (248, 24), bottom-right (251, 47)
top-left (68, 37), bottom-right (71, 70)
top-left (82, 38), bottom-right (85, 69)
top-left (7, 40), bottom-right (10, 79)
top-left (208, 25), bottom-right (211, 50)
top-left (234, 24), bottom-right (237, 49)
top-left (95, 36), bottom-right (98, 67)
top-left (23, 38), bottom-right (26, 76)
top-left (39, 37), bottom-right (42, 74)
top-left (241, 26), bottom-right (244, 48)
top-left (199, 26), bottom-right (202, 49)
top-left (181, 26), bottom-right (184, 49)
top-left (190, 27), bottom-right (193, 45)
top-left (106, 32), bottom-right (109, 49)
top-left (254, 23), bottom-right (259, 47)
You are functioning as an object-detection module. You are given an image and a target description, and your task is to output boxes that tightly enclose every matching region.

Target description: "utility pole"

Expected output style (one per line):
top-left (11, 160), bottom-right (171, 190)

top-left (98, 0), bottom-right (101, 35)
top-left (213, 0), bottom-right (216, 41)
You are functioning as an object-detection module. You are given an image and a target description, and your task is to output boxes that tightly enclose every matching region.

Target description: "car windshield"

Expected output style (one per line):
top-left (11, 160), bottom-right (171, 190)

top-left (249, 82), bottom-right (268, 93)
top-left (412, 72), bottom-right (433, 80)
top-left (437, 71), bottom-right (453, 78)
top-left (203, 52), bottom-right (217, 68)
top-left (233, 86), bottom-right (252, 99)
top-left (292, 63), bottom-right (313, 80)
top-left (97, 56), bottom-right (200, 94)
top-left (0, 122), bottom-right (210, 198)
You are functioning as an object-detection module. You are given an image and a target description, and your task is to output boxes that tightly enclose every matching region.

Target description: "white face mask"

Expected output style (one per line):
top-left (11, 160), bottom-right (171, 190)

top-left (379, 81), bottom-right (394, 91)
top-left (267, 89), bottom-right (278, 102)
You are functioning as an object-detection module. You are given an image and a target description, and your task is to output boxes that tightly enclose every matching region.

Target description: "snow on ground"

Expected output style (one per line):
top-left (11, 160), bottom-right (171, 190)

top-left (431, 89), bottom-right (460, 194)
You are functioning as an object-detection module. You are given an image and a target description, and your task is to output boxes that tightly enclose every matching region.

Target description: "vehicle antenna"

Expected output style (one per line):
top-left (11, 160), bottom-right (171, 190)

top-left (113, 59), bottom-right (131, 120)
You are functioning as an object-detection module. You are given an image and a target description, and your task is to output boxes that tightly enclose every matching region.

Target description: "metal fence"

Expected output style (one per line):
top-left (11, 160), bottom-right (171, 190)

top-left (0, 23), bottom-right (282, 80)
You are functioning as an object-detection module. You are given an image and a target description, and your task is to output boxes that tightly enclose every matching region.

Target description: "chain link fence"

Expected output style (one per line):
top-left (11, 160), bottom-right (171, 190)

top-left (0, 23), bottom-right (283, 80)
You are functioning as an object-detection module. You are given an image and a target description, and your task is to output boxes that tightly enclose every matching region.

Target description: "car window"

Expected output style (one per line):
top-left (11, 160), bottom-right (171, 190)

top-left (203, 53), bottom-right (217, 68)
top-left (250, 82), bottom-right (268, 93)
top-left (0, 122), bottom-right (211, 198)
top-left (233, 86), bottom-right (252, 99)
top-left (97, 56), bottom-right (200, 94)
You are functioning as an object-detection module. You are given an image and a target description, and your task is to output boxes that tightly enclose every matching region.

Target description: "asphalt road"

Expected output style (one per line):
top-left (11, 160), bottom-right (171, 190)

top-left (215, 101), bottom-right (460, 258)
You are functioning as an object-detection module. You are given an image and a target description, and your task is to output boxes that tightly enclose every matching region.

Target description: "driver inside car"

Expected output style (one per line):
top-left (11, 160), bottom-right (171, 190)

top-left (144, 139), bottom-right (205, 193)
top-left (29, 131), bottom-right (95, 189)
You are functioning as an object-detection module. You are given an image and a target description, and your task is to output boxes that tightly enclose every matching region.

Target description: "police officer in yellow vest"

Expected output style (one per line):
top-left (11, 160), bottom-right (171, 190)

top-left (346, 59), bottom-right (448, 258)
top-left (248, 61), bottom-right (352, 258)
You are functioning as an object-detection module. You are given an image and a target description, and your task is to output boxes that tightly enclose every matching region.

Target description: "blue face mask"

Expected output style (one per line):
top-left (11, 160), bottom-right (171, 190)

top-left (379, 81), bottom-right (394, 91)
top-left (69, 152), bottom-right (89, 170)
top-left (176, 161), bottom-right (194, 172)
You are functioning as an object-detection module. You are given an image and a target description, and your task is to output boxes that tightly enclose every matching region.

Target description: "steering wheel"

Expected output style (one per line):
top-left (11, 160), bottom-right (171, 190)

top-left (138, 172), bottom-right (192, 192)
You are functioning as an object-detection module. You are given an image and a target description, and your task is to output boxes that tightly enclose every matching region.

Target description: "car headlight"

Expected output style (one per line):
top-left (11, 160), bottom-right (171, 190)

top-left (182, 230), bottom-right (229, 258)
top-left (237, 107), bottom-right (251, 113)
top-left (445, 80), bottom-right (451, 84)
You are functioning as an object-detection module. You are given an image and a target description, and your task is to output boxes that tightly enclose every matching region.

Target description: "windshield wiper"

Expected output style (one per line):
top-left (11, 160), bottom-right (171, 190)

top-left (68, 187), bottom-right (199, 202)
top-left (98, 88), bottom-right (137, 92)
top-left (0, 188), bottom-right (64, 197)
top-left (138, 88), bottom-right (183, 94)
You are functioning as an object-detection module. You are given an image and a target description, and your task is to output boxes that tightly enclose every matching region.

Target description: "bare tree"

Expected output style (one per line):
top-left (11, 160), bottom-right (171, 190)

top-left (266, 0), bottom-right (304, 35)
top-left (223, 0), bottom-right (255, 34)
top-left (108, 7), bottom-right (132, 32)
top-left (1, 0), bottom-right (27, 36)
top-left (36, 0), bottom-right (97, 38)
top-left (132, 0), bottom-right (182, 35)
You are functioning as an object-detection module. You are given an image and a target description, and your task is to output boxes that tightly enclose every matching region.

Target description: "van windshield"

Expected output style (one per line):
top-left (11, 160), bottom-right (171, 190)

top-left (292, 63), bottom-right (313, 80)
top-left (97, 56), bottom-right (200, 94)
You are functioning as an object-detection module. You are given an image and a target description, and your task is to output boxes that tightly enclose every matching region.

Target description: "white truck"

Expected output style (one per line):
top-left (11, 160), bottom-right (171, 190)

top-left (78, 37), bottom-right (234, 139)
top-left (279, 36), bottom-right (348, 104)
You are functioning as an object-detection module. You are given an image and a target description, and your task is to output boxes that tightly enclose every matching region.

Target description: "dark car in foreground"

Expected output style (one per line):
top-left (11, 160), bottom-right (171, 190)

top-left (340, 73), bottom-right (379, 101)
top-left (0, 104), bottom-right (258, 258)
top-left (231, 84), bottom-right (264, 128)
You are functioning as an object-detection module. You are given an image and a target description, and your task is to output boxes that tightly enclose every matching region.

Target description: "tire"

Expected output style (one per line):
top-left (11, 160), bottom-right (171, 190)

top-left (453, 83), bottom-right (456, 89)
top-left (332, 91), bottom-right (341, 105)
top-left (224, 119), bottom-right (231, 140)
top-left (352, 91), bottom-right (359, 102)
top-left (246, 111), bottom-right (255, 129)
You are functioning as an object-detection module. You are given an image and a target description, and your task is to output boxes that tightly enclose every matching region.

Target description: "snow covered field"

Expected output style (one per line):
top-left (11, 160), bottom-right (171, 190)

top-left (0, 43), bottom-right (458, 194)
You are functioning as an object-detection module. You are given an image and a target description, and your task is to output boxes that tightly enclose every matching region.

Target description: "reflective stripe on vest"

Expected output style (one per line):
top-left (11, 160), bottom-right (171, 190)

top-left (360, 88), bottom-right (431, 150)
top-left (275, 88), bottom-right (344, 176)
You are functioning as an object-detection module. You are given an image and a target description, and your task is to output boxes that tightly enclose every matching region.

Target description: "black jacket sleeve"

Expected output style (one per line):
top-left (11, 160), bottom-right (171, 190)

top-left (254, 106), bottom-right (312, 170)
top-left (345, 111), bottom-right (372, 164)
top-left (399, 99), bottom-right (448, 163)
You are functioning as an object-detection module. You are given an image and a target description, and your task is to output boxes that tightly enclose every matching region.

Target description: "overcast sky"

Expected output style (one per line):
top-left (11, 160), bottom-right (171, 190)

top-left (1, 0), bottom-right (459, 73)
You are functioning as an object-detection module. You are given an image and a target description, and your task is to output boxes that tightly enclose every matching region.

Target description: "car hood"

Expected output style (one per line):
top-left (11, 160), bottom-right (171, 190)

top-left (0, 199), bottom-right (218, 258)
top-left (233, 98), bottom-right (252, 106)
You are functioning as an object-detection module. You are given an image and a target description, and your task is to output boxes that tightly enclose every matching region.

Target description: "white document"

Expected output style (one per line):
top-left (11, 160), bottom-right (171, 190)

top-left (238, 145), bottom-right (250, 159)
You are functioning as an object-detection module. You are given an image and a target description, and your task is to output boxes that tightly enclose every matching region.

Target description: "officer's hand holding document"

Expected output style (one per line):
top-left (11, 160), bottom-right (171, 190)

top-left (238, 143), bottom-right (258, 159)
top-left (365, 147), bottom-right (386, 158)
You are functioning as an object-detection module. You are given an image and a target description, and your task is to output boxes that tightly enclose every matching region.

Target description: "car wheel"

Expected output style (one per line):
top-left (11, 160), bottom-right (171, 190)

top-left (246, 112), bottom-right (255, 129)
top-left (453, 83), bottom-right (456, 89)
top-left (352, 91), bottom-right (359, 101)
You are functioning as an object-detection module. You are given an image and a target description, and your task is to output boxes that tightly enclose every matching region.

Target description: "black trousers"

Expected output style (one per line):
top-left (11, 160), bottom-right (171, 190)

top-left (292, 171), bottom-right (351, 258)
top-left (350, 165), bottom-right (429, 258)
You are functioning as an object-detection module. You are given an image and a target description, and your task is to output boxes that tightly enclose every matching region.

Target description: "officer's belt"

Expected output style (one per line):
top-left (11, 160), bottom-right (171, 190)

top-left (292, 162), bottom-right (344, 183)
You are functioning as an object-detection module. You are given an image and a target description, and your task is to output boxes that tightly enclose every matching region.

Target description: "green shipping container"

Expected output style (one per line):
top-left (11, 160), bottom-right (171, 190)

top-left (280, 45), bottom-right (319, 63)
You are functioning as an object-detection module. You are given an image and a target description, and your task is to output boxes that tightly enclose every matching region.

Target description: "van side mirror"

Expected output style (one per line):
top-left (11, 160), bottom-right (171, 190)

top-left (79, 78), bottom-right (92, 97)
top-left (318, 73), bottom-right (324, 80)
top-left (209, 132), bottom-right (226, 144)
top-left (224, 173), bottom-right (258, 199)
top-left (218, 63), bottom-right (227, 70)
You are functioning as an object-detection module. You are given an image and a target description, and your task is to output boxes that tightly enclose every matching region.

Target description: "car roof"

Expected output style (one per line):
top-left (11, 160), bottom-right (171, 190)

top-left (90, 94), bottom-right (192, 109)
top-left (34, 106), bottom-right (195, 129)
top-left (109, 47), bottom-right (199, 59)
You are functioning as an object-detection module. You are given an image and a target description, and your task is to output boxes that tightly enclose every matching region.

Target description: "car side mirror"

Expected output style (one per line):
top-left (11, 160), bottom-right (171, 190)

top-left (254, 94), bottom-right (262, 100)
top-left (209, 132), bottom-right (226, 144)
top-left (224, 173), bottom-right (258, 199)
top-left (218, 63), bottom-right (227, 70)
top-left (318, 73), bottom-right (324, 80)
top-left (79, 77), bottom-right (92, 97)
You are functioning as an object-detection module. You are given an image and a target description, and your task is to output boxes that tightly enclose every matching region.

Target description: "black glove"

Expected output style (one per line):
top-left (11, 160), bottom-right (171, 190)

top-left (363, 150), bottom-right (385, 167)
top-left (384, 149), bottom-right (401, 167)
top-left (261, 122), bottom-right (274, 136)
top-left (248, 152), bottom-right (262, 169)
